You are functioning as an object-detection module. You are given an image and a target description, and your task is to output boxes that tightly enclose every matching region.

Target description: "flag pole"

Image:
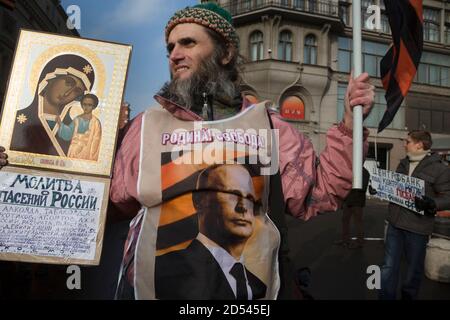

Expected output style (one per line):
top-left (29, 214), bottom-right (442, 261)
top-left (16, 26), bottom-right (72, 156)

top-left (352, 0), bottom-right (363, 189)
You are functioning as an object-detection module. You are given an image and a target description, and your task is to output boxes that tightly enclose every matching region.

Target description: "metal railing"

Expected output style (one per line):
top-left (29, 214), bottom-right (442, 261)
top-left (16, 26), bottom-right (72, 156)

top-left (220, 0), bottom-right (339, 17)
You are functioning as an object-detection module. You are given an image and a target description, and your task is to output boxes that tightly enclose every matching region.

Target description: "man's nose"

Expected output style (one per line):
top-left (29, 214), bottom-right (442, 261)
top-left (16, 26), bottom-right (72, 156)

top-left (169, 45), bottom-right (185, 63)
top-left (235, 199), bottom-right (248, 214)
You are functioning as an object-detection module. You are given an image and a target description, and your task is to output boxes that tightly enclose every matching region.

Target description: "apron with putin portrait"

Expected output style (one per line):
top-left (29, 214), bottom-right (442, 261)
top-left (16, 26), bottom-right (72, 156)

top-left (124, 102), bottom-right (282, 300)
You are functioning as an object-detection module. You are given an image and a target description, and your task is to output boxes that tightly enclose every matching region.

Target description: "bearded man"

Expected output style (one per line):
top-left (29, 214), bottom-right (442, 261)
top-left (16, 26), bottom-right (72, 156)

top-left (107, 3), bottom-right (375, 300)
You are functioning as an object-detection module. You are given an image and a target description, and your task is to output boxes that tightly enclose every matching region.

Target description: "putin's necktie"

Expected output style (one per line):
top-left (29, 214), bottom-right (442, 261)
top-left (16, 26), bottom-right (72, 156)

top-left (230, 262), bottom-right (248, 300)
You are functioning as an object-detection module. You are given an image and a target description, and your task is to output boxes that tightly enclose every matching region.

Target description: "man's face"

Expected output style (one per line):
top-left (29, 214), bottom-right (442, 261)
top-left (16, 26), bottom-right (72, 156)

top-left (404, 135), bottom-right (423, 153)
top-left (202, 165), bottom-right (256, 242)
top-left (46, 74), bottom-right (86, 106)
top-left (167, 23), bottom-right (215, 81)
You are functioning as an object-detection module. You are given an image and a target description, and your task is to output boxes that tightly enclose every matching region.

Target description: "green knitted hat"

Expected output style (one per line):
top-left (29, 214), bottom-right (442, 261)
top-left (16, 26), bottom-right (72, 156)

top-left (165, 2), bottom-right (239, 49)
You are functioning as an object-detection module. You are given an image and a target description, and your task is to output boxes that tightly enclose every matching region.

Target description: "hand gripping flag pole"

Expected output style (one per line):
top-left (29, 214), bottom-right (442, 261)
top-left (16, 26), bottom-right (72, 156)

top-left (352, 0), bottom-right (363, 189)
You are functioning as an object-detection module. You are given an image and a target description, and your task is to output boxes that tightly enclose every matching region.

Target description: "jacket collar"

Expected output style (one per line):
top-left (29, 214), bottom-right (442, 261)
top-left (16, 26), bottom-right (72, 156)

top-left (154, 93), bottom-right (252, 122)
top-left (154, 95), bottom-right (202, 121)
top-left (412, 152), bottom-right (441, 171)
top-left (402, 152), bottom-right (440, 164)
top-left (400, 152), bottom-right (441, 175)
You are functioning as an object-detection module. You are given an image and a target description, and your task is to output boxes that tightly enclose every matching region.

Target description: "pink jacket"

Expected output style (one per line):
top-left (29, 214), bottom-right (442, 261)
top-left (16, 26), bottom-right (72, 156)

top-left (110, 96), bottom-right (368, 221)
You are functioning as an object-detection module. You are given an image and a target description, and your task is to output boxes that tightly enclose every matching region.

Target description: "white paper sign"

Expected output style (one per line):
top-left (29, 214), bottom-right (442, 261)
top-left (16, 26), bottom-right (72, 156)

top-left (370, 168), bottom-right (425, 214)
top-left (0, 171), bottom-right (105, 261)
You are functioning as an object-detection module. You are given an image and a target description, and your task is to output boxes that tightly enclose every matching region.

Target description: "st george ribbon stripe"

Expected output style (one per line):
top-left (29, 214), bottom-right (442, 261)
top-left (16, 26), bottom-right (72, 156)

top-left (378, 0), bottom-right (423, 133)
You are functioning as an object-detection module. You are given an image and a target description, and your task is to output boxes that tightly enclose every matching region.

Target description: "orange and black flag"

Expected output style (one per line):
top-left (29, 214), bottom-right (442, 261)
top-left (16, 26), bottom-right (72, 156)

top-left (379, 0), bottom-right (423, 133)
top-left (0, 0), bottom-right (15, 10)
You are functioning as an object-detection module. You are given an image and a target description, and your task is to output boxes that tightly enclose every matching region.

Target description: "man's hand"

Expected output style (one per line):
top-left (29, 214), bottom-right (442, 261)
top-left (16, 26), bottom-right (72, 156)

top-left (0, 146), bottom-right (8, 170)
top-left (119, 102), bottom-right (130, 129)
top-left (414, 195), bottom-right (437, 217)
top-left (344, 72), bottom-right (375, 130)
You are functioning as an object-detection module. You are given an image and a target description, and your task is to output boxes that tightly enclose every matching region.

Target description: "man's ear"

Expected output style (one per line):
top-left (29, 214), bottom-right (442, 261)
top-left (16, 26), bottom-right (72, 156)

top-left (417, 141), bottom-right (425, 151)
top-left (221, 46), bottom-right (235, 66)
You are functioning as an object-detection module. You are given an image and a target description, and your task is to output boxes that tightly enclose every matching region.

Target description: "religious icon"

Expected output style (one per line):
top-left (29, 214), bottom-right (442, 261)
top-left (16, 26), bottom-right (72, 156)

top-left (0, 30), bottom-right (132, 176)
top-left (0, 30), bottom-right (131, 266)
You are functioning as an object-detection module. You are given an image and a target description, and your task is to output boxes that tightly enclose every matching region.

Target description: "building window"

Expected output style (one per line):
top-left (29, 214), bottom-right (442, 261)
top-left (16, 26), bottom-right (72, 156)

top-left (416, 64), bottom-right (450, 87)
top-left (304, 34), bottom-right (317, 65)
top-left (415, 51), bottom-right (450, 87)
top-left (338, 37), bottom-right (388, 77)
top-left (338, 84), bottom-right (405, 130)
top-left (294, 0), bottom-right (305, 10)
top-left (339, 1), bottom-right (350, 25)
top-left (281, 96), bottom-right (305, 120)
top-left (441, 67), bottom-right (450, 88)
top-left (445, 11), bottom-right (450, 45)
top-left (380, 12), bottom-right (391, 34)
top-left (367, 143), bottom-right (390, 170)
top-left (362, 41), bottom-right (388, 77)
top-left (241, 0), bottom-right (251, 12)
top-left (407, 108), bottom-right (450, 134)
top-left (361, 0), bottom-right (375, 30)
top-left (446, 25), bottom-right (450, 45)
top-left (338, 37), bottom-right (352, 72)
top-left (423, 8), bottom-right (440, 42)
top-left (280, 0), bottom-right (289, 8)
top-left (250, 31), bottom-right (264, 61)
top-left (278, 30), bottom-right (293, 61)
top-left (307, 0), bottom-right (316, 13)
top-left (379, 1), bottom-right (391, 34)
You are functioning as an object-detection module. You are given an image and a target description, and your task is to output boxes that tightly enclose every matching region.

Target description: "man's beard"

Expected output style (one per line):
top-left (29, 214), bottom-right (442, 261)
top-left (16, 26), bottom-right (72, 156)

top-left (159, 54), bottom-right (237, 114)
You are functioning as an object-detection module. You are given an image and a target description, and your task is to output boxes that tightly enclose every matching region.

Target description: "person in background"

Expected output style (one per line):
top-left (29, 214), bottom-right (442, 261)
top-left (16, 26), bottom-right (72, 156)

top-left (336, 167), bottom-right (370, 249)
top-left (380, 130), bottom-right (450, 300)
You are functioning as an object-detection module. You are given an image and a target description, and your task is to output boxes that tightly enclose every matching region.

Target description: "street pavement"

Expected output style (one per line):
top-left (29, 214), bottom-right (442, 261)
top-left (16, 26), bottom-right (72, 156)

top-left (286, 198), bottom-right (450, 300)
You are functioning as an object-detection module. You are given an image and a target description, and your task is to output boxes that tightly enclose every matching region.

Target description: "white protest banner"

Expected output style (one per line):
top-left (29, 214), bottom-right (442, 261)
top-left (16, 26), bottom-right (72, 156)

top-left (0, 168), bottom-right (109, 265)
top-left (370, 167), bottom-right (425, 214)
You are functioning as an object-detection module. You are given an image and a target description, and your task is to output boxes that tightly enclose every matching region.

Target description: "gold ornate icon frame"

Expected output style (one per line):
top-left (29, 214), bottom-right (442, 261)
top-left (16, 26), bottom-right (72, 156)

top-left (0, 30), bottom-right (132, 177)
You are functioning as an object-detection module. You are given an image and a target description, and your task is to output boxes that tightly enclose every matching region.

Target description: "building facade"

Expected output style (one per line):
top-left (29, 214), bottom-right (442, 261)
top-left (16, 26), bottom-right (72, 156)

top-left (0, 0), bottom-right (78, 109)
top-left (205, 0), bottom-right (450, 169)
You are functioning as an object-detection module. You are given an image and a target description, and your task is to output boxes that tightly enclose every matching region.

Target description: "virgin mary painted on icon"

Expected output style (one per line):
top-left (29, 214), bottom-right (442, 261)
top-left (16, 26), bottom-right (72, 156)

top-left (10, 54), bottom-right (95, 157)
